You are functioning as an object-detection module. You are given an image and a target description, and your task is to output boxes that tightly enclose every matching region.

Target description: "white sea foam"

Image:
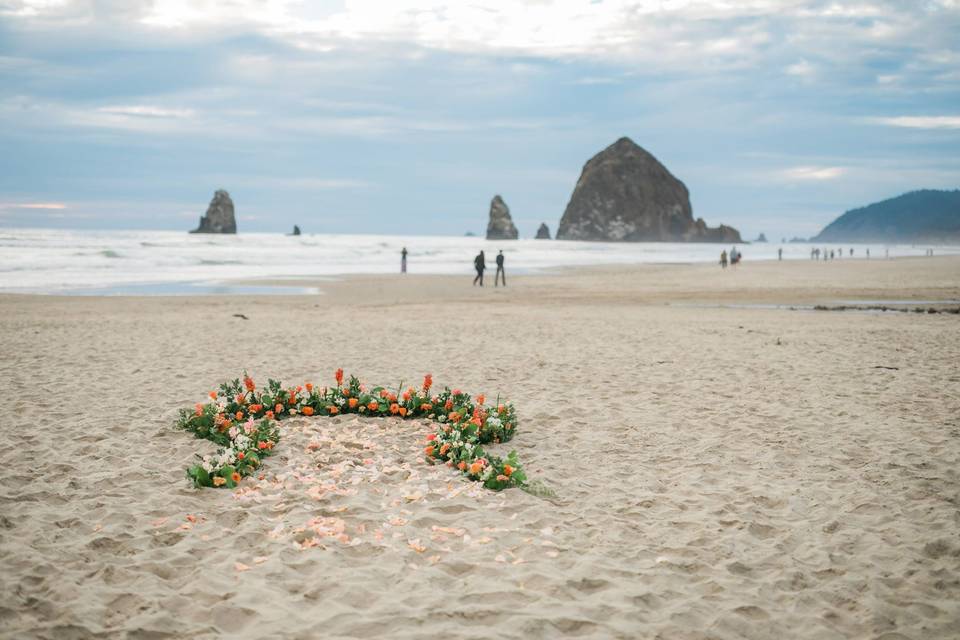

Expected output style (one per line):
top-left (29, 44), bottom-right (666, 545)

top-left (0, 228), bottom-right (956, 294)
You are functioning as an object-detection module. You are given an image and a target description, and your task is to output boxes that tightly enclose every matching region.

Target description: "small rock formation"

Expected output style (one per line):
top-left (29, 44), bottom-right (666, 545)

top-left (536, 223), bottom-right (551, 239)
top-left (292, 225), bottom-right (301, 236)
top-left (556, 137), bottom-right (741, 242)
top-left (191, 189), bottom-right (236, 234)
top-left (755, 233), bottom-right (768, 242)
top-left (486, 195), bottom-right (519, 240)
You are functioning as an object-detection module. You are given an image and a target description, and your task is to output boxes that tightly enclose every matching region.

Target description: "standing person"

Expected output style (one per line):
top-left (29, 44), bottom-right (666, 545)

top-left (495, 250), bottom-right (506, 287)
top-left (401, 247), bottom-right (408, 274)
top-left (473, 250), bottom-right (486, 286)
top-left (866, 248), bottom-right (870, 259)
top-left (720, 250), bottom-right (728, 268)
top-left (778, 247), bottom-right (783, 261)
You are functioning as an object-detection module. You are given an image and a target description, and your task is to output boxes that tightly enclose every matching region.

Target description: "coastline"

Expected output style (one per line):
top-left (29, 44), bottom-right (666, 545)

top-left (1, 258), bottom-right (959, 638)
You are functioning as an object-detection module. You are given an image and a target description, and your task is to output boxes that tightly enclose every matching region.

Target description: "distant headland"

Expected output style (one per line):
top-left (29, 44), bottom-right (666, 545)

top-left (813, 189), bottom-right (960, 243)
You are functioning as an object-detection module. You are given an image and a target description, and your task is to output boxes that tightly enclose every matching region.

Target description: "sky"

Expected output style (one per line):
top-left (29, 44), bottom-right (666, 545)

top-left (1, 0), bottom-right (958, 240)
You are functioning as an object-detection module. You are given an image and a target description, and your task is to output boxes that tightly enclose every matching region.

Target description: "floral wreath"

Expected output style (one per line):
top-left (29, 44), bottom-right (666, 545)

top-left (177, 369), bottom-right (526, 491)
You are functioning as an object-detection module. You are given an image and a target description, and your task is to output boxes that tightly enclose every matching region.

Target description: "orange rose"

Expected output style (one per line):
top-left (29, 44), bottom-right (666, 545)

top-left (448, 412), bottom-right (460, 422)
top-left (265, 410), bottom-right (274, 420)
top-left (424, 446), bottom-right (434, 456)
top-left (302, 406), bottom-right (315, 416)
top-left (244, 376), bottom-right (255, 392)
top-left (231, 472), bottom-right (241, 483)
top-left (399, 407), bottom-right (407, 417)
top-left (457, 461), bottom-right (467, 471)
top-left (328, 406), bottom-right (339, 415)
top-left (367, 400), bottom-right (379, 411)
top-left (503, 464), bottom-right (513, 477)
top-left (440, 443), bottom-right (451, 455)
top-left (469, 462), bottom-right (482, 475)
top-left (209, 391), bottom-right (217, 400)
top-left (213, 476), bottom-right (226, 486)
top-left (423, 374), bottom-right (432, 392)
top-left (421, 403), bottom-right (432, 411)
top-left (390, 403), bottom-right (399, 415)
top-left (348, 398), bottom-right (358, 409)
top-left (335, 368), bottom-right (343, 386)
top-left (194, 403), bottom-right (204, 416)
top-left (275, 403), bottom-right (283, 414)
top-left (235, 411), bottom-right (244, 420)
top-left (237, 452), bottom-right (245, 460)
top-left (258, 441), bottom-right (268, 450)
top-left (305, 382), bottom-right (313, 392)
top-left (476, 394), bottom-right (485, 405)
top-left (444, 399), bottom-right (453, 411)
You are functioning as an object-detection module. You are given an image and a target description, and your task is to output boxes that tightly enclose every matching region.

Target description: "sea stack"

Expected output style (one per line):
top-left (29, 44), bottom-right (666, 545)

top-left (486, 195), bottom-right (518, 240)
top-left (191, 190), bottom-right (237, 234)
top-left (536, 223), bottom-right (552, 239)
top-left (556, 137), bottom-right (741, 242)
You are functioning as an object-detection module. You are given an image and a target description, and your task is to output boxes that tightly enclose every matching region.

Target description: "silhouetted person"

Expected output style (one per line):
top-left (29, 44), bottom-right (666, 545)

top-left (401, 247), bottom-right (408, 273)
top-left (495, 250), bottom-right (506, 286)
top-left (778, 247), bottom-right (783, 261)
top-left (720, 250), bottom-right (728, 268)
top-left (473, 250), bottom-right (486, 286)
top-left (866, 248), bottom-right (870, 259)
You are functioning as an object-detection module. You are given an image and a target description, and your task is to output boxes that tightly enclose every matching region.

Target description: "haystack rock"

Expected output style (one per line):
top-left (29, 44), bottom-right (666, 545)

top-left (486, 195), bottom-right (518, 240)
top-left (556, 137), bottom-right (741, 242)
top-left (536, 223), bottom-right (551, 239)
top-left (191, 189), bottom-right (236, 234)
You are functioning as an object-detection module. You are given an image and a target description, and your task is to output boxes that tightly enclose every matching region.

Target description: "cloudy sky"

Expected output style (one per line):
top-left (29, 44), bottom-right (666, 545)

top-left (1, 0), bottom-right (958, 239)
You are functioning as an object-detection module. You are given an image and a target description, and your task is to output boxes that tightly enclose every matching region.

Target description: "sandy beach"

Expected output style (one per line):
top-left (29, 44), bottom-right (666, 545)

top-left (2, 256), bottom-right (959, 639)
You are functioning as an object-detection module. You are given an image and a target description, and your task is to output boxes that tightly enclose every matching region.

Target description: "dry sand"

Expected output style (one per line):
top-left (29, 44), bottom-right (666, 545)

top-left (2, 257), bottom-right (959, 639)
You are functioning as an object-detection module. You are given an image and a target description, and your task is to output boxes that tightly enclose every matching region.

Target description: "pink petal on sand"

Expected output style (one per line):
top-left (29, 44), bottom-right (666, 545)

top-left (235, 562), bottom-right (250, 572)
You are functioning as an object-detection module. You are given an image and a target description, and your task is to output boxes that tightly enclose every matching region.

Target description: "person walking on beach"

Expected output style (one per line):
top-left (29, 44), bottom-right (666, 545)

top-left (720, 250), bottom-right (728, 269)
top-left (778, 247), bottom-right (783, 261)
top-left (473, 250), bottom-right (486, 286)
top-left (401, 247), bottom-right (408, 274)
top-left (495, 250), bottom-right (506, 286)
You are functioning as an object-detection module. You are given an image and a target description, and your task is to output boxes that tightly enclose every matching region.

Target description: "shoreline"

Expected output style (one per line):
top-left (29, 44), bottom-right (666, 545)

top-left (4, 254), bottom-right (959, 305)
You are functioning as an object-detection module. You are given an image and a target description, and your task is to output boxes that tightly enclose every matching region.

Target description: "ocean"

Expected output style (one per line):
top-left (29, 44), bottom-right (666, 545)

top-left (1, 228), bottom-right (956, 295)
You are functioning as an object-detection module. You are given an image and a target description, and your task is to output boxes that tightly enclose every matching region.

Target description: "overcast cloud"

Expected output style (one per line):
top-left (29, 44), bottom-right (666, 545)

top-left (1, 0), bottom-right (958, 238)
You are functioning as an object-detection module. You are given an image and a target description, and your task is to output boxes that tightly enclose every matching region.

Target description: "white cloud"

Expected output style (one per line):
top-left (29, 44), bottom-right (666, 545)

top-left (869, 115), bottom-right (960, 129)
top-left (0, 202), bottom-right (67, 209)
top-left (780, 166), bottom-right (846, 180)
top-left (785, 59), bottom-right (815, 77)
top-left (97, 105), bottom-right (196, 118)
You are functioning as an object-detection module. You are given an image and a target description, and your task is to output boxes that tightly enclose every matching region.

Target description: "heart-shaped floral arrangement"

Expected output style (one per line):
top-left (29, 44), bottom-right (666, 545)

top-left (177, 369), bottom-right (526, 491)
